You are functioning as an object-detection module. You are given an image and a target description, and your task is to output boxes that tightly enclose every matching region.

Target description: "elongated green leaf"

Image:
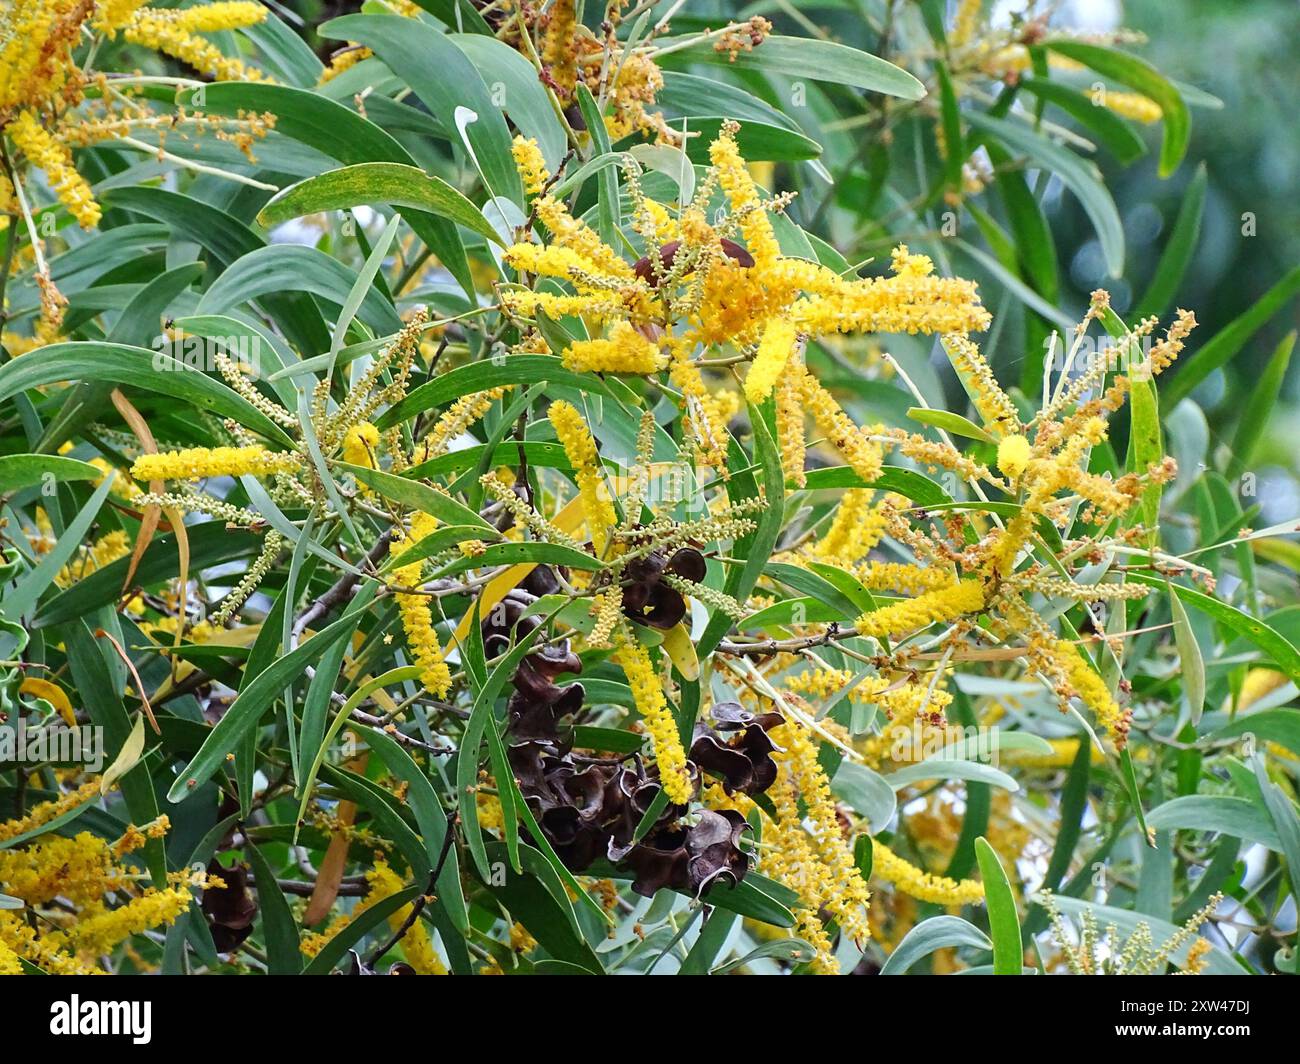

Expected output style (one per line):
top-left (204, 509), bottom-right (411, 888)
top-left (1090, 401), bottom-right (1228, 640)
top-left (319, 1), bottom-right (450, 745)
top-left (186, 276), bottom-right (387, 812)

top-left (975, 837), bottom-right (1022, 974)
top-left (1165, 264), bottom-right (1300, 406)
top-left (880, 915), bottom-right (991, 975)
top-left (166, 611), bottom-right (364, 802)
top-left (243, 842), bottom-right (302, 974)
top-left (0, 342), bottom-right (295, 447)
top-left (0, 454), bottom-right (99, 494)
top-left (659, 35), bottom-right (925, 100)
top-left (1228, 330), bottom-right (1294, 480)
top-left (1047, 41), bottom-right (1191, 177)
top-left (259, 163), bottom-right (503, 247)
top-left (1020, 77), bottom-right (1147, 165)
top-left (197, 245), bottom-right (402, 336)
top-left (321, 14), bottom-right (522, 204)
top-left (967, 112), bottom-right (1125, 278)
top-left (1133, 164), bottom-right (1206, 320)
top-left (1128, 573), bottom-right (1300, 684)
top-left (1147, 795), bottom-right (1280, 850)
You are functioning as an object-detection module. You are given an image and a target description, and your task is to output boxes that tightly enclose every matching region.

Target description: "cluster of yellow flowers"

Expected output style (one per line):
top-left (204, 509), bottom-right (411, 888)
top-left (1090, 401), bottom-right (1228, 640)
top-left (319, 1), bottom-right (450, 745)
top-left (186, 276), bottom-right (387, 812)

top-left (390, 511), bottom-right (453, 700)
top-left (0, 790), bottom-right (206, 974)
top-left (504, 126), bottom-right (989, 484)
top-left (615, 637), bottom-right (693, 806)
top-left (131, 444), bottom-right (302, 483)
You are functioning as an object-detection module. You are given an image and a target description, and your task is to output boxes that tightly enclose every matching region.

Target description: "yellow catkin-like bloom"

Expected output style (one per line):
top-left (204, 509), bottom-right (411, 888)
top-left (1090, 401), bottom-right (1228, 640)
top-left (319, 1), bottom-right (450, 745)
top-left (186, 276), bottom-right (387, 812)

top-left (745, 319), bottom-right (798, 403)
top-left (0, 0), bottom-right (85, 113)
top-left (615, 637), bottom-right (693, 805)
top-left (1055, 640), bottom-right (1130, 747)
top-left (857, 578), bottom-right (985, 639)
top-left (548, 400), bottom-right (617, 555)
top-left (342, 422), bottom-right (380, 467)
top-left (709, 121), bottom-right (781, 265)
top-left (132, 445), bottom-right (301, 482)
top-left (541, 0), bottom-right (578, 95)
top-left (122, 9), bottom-right (269, 82)
top-left (850, 561), bottom-right (957, 596)
top-left (1095, 89), bottom-right (1163, 124)
top-left (0, 939), bottom-right (21, 975)
top-left (775, 365), bottom-right (806, 487)
top-left (53, 885), bottom-right (195, 957)
top-left (0, 779), bottom-right (102, 843)
top-left (814, 489), bottom-right (891, 565)
top-left (562, 321), bottom-right (666, 375)
top-left (6, 111), bottom-right (101, 229)
top-left (871, 839), bottom-right (984, 905)
top-left (94, 0), bottom-right (149, 32)
top-left (0, 832), bottom-right (126, 907)
top-left (1238, 667), bottom-right (1288, 710)
top-left (149, 2), bottom-right (267, 34)
top-left (533, 196), bottom-right (635, 282)
top-left (997, 433), bottom-right (1032, 480)
top-left (364, 858), bottom-right (447, 974)
top-left (512, 135), bottom-right (550, 196)
top-left (950, 0), bottom-right (982, 46)
top-left (55, 528), bottom-right (130, 587)
top-left (941, 333), bottom-right (1019, 435)
top-left (391, 512), bottom-right (453, 699)
top-left (797, 366), bottom-right (884, 483)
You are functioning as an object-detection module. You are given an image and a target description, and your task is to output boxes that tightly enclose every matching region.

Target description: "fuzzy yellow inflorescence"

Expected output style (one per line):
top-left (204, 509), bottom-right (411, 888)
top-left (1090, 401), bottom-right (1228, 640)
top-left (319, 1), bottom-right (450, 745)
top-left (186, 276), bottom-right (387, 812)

top-left (342, 422), bottom-right (380, 468)
top-left (871, 839), bottom-right (984, 905)
top-left (131, 445), bottom-right (302, 482)
top-left (615, 636), bottom-right (693, 805)
top-left (511, 135), bottom-right (550, 197)
top-left (996, 433), bottom-right (1032, 480)
top-left (548, 400), bottom-right (617, 555)
top-left (115, 3), bottom-right (269, 83)
top-left (561, 321), bottom-right (666, 375)
top-left (1055, 639), bottom-right (1130, 747)
top-left (5, 110), bottom-right (100, 228)
top-left (1094, 89), bottom-right (1163, 124)
top-left (0, 801), bottom-right (208, 972)
top-left (745, 319), bottom-right (798, 403)
top-left (390, 511), bottom-right (453, 699)
top-left (857, 578), bottom-right (985, 639)
top-left (365, 857), bottom-right (447, 974)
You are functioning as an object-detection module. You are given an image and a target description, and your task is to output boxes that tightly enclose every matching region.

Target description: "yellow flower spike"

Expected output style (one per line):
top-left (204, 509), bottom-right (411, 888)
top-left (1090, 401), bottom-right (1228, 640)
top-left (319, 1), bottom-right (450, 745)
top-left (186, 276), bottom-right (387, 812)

top-left (342, 422), bottom-right (380, 468)
top-left (775, 365), bottom-right (806, 488)
top-left (814, 488), bottom-right (890, 566)
top-left (1094, 90), bottom-right (1163, 124)
top-left (1055, 640), bottom-right (1131, 748)
top-left (364, 858), bottom-right (447, 974)
top-left (745, 319), bottom-right (798, 403)
top-left (871, 839), bottom-right (984, 905)
top-left (548, 400), bottom-right (617, 555)
top-left (996, 433), bottom-right (1032, 480)
top-left (6, 112), bottom-right (101, 229)
top-left (709, 120), bottom-right (781, 265)
top-left (941, 333), bottom-right (1020, 435)
top-left (511, 135), bottom-right (551, 196)
top-left (121, 9), bottom-right (270, 83)
top-left (857, 578), bottom-right (986, 639)
top-left (614, 636), bottom-right (693, 806)
top-left (770, 718), bottom-right (872, 945)
top-left (390, 512), bottom-right (453, 699)
top-left (797, 365), bottom-right (884, 483)
top-left (131, 445), bottom-right (302, 482)
top-left (561, 321), bottom-right (667, 375)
